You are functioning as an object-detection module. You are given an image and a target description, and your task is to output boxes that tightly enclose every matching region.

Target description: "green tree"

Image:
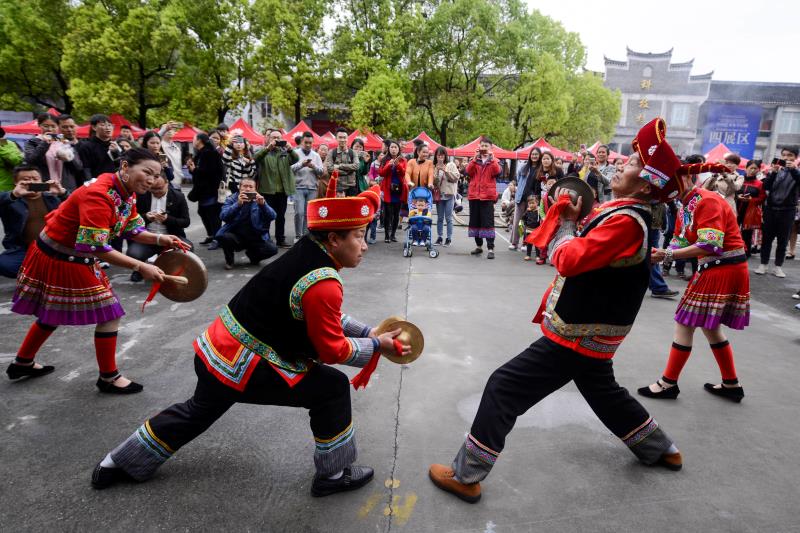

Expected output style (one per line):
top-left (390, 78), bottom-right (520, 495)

top-left (0, 0), bottom-right (75, 113)
top-left (250, 0), bottom-right (329, 125)
top-left (349, 69), bottom-right (411, 137)
top-left (552, 72), bottom-right (621, 149)
top-left (160, 0), bottom-right (255, 127)
top-left (62, 1), bottom-right (183, 127)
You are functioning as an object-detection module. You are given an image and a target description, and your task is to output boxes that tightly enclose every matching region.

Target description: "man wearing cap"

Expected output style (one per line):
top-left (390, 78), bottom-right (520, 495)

top-left (92, 175), bottom-right (409, 496)
top-left (428, 118), bottom-right (707, 504)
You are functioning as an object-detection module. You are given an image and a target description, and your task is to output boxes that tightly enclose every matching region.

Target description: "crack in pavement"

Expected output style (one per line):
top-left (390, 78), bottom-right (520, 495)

top-left (385, 261), bottom-right (412, 533)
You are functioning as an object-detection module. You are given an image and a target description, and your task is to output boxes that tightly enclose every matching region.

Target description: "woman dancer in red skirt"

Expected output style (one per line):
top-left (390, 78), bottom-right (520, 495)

top-left (639, 164), bottom-right (750, 403)
top-left (6, 148), bottom-right (186, 394)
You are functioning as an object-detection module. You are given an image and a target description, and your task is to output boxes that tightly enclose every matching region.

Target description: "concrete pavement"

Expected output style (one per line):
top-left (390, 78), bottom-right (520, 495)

top-left (0, 207), bottom-right (798, 532)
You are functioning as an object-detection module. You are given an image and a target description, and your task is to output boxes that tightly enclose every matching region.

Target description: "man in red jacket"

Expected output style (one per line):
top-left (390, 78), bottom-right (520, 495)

top-left (466, 137), bottom-right (502, 259)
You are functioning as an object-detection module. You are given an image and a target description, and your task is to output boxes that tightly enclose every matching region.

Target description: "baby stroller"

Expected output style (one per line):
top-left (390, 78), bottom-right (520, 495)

top-left (403, 187), bottom-right (439, 258)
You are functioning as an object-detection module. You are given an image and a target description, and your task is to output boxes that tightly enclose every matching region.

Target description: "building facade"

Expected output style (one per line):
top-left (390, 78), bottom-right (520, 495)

top-left (603, 47), bottom-right (800, 161)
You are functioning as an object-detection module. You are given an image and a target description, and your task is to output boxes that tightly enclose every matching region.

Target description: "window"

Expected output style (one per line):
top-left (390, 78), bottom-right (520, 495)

top-left (643, 66), bottom-right (653, 78)
top-left (778, 111), bottom-right (800, 134)
top-left (670, 103), bottom-right (691, 128)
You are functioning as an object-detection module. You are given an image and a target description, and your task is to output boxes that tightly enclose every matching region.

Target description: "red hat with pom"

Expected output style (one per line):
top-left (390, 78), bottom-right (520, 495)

top-left (307, 171), bottom-right (381, 231)
top-left (632, 118), bottom-right (727, 202)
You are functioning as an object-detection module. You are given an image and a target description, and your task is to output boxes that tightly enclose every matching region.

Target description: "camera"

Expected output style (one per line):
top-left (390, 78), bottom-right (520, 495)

top-left (276, 139), bottom-right (288, 148)
top-left (772, 158), bottom-right (786, 167)
top-left (27, 182), bottom-right (50, 192)
top-left (245, 192), bottom-right (257, 201)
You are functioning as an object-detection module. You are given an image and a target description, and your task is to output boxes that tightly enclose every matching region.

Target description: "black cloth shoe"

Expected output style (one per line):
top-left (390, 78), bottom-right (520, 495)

top-left (91, 463), bottom-right (133, 490)
top-left (200, 237), bottom-right (214, 245)
top-left (277, 240), bottom-right (291, 249)
top-left (435, 237), bottom-right (443, 245)
top-left (637, 382), bottom-right (680, 399)
top-left (444, 238), bottom-right (451, 247)
top-left (385, 238), bottom-right (391, 243)
top-left (311, 466), bottom-right (374, 497)
top-left (130, 271), bottom-right (143, 283)
top-left (96, 377), bottom-right (144, 394)
top-left (390, 236), bottom-right (398, 242)
top-left (651, 289), bottom-right (679, 299)
top-left (470, 247), bottom-right (483, 255)
top-left (6, 362), bottom-right (55, 380)
top-left (704, 383), bottom-right (744, 403)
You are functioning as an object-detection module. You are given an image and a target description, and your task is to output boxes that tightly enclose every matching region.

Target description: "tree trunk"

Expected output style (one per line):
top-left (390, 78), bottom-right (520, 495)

top-left (137, 61), bottom-right (148, 128)
top-left (439, 122), bottom-right (447, 148)
top-left (294, 85), bottom-right (302, 124)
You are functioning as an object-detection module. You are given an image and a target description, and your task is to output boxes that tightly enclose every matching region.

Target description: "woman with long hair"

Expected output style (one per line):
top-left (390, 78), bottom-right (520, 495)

top-left (221, 135), bottom-right (255, 194)
top-left (432, 146), bottom-right (459, 246)
top-left (736, 160), bottom-right (765, 257)
top-left (406, 143), bottom-right (434, 189)
top-left (535, 151), bottom-right (564, 183)
top-left (510, 147), bottom-right (542, 250)
top-left (141, 131), bottom-right (175, 184)
top-left (378, 140), bottom-right (407, 243)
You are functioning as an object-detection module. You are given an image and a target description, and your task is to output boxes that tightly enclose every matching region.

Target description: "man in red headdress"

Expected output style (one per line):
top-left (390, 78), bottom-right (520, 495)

top-left (428, 119), bottom-right (721, 504)
top-left (92, 174), bottom-right (410, 496)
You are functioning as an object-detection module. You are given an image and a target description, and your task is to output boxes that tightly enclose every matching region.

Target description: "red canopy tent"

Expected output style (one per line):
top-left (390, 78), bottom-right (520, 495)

top-left (320, 131), bottom-right (337, 148)
top-left (516, 138), bottom-right (574, 161)
top-left (75, 114), bottom-right (145, 139)
top-left (347, 129), bottom-right (383, 151)
top-left (171, 124), bottom-right (204, 143)
top-left (588, 141), bottom-right (628, 163)
top-left (704, 143), bottom-right (748, 170)
top-left (452, 137), bottom-right (517, 159)
top-left (2, 107), bottom-right (62, 135)
top-left (402, 132), bottom-right (451, 155)
top-left (282, 120), bottom-right (323, 148)
top-left (228, 118), bottom-right (265, 145)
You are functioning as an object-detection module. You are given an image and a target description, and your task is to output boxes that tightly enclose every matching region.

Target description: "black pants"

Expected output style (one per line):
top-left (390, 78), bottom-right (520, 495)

top-left (761, 208), bottom-right (796, 267)
top-left (741, 229), bottom-right (754, 257)
top-left (198, 203), bottom-right (222, 239)
top-left (264, 193), bottom-right (288, 244)
top-left (216, 231), bottom-right (277, 265)
top-left (383, 201), bottom-right (401, 239)
top-left (452, 337), bottom-right (672, 483)
top-left (110, 357), bottom-right (357, 480)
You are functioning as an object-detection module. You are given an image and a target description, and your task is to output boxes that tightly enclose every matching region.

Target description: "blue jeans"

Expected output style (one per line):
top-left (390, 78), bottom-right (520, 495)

top-left (436, 196), bottom-right (455, 240)
top-left (293, 188), bottom-right (318, 238)
top-left (368, 217), bottom-right (378, 240)
top-left (648, 228), bottom-right (669, 293)
top-left (0, 247), bottom-right (26, 278)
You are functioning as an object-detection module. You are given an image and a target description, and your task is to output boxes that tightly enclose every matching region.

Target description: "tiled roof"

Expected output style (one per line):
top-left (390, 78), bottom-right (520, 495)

top-left (708, 81), bottom-right (800, 105)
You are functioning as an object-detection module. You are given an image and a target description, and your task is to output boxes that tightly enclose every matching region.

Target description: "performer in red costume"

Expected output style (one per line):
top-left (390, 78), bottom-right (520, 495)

top-left (6, 148), bottom-right (187, 394)
top-left (92, 175), bottom-right (410, 496)
top-left (639, 155), bottom-right (750, 403)
top-left (428, 119), bottom-right (711, 504)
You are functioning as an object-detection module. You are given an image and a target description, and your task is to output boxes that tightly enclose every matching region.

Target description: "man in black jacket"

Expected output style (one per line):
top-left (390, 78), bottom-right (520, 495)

top-left (77, 114), bottom-right (121, 181)
top-left (0, 165), bottom-right (64, 277)
top-left (756, 146), bottom-right (800, 278)
top-left (127, 175), bottom-right (192, 282)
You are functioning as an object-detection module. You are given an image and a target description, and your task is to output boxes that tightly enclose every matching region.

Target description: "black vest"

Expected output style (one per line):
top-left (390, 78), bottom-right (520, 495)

top-left (546, 204), bottom-right (652, 337)
top-left (227, 235), bottom-right (339, 364)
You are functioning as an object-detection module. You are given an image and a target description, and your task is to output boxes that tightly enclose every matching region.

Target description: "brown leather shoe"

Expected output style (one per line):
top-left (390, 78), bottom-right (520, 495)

top-left (656, 451), bottom-right (683, 471)
top-left (428, 464), bottom-right (481, 503)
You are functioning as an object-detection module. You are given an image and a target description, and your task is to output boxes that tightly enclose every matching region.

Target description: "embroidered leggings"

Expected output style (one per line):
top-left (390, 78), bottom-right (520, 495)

top-left (109, 356), bottom-right (356, 480)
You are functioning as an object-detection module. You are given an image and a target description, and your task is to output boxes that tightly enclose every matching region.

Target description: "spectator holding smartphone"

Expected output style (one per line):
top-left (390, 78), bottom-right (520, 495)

top-left (159, 121), bottom-right (185, 187)
top-left (141, 131), bottom-right (175, 184)
top-left (466, 137), bottom-right (502, 259)
top-left (757, 146), bottom-right (800, 277)
top-left (0, 165), bottom-right (65, 277)
top-left (77, 114), bottom-right (119, 181)
top-left (291, 131), bottom-right (323, 239)
top-left (215, 177), bottom-right (277, 269)
top-left (23, 113), bottom-right (59, 179)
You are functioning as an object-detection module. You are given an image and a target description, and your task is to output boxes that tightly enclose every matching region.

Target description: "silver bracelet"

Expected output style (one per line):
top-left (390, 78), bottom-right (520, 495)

top-left (156, 234), bottom-right (162, 246)
top-left (663, 247), bottom-right (674, 264)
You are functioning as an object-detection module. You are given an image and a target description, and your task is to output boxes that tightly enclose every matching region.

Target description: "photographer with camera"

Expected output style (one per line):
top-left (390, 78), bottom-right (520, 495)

top-left (77, 114), bottom-right (119, 181)
top-left (215, 176), bottom-right (277, 269)
top-left (291, 131), bottom-right (323, 240)
top-left (255, 129), bottom-right (299, 248)
top-left (756, 146), bottom-right (800, 278)
top-left (0, 165), bottom-right (65, 278)
top-left (23, 113), bottom-right (59, 180)
top-left (466, 137), bottom-right (502, 259)
top-left (159, 121), bottom-right (186, 187)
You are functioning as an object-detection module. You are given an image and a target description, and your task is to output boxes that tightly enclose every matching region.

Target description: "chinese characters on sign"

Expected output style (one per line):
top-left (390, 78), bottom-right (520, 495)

top-left (640, 79), bottom-right (652, 90)
top-left (636, 113), bottom-right (645, 125)
top-left (700, 104), bottom-right (762, 159)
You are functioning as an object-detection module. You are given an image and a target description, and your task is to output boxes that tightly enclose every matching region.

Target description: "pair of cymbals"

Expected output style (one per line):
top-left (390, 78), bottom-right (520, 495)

top-left (375, 315), bottom-right (424, 364)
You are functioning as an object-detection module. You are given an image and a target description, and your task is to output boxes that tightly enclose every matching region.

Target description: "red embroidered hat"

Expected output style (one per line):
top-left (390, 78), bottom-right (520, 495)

top-left (632, 118), bottom-right (727, 202)
top-left (307, 171), bottom-right (381, 231)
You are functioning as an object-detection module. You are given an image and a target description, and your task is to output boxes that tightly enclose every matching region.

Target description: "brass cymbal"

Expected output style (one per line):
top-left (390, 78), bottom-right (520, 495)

top-left (375, 318), bottom-right (424, 364)
top-left (547, 176), bottom-right (595, 219)
top-left (153, 250), bottom-right (208, 302)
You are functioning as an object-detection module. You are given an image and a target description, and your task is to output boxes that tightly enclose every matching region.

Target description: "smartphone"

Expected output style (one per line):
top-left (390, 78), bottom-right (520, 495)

top-left (27, 182), bottom-right (50, 192)
top-left (158, 153), bottom-right (168, 164)
top-left (772, 158), bottom-right (786, 167)
top-left (245, 192), bottom-right (257, 200)
top-left (276, 140), bottom-right (288, 147)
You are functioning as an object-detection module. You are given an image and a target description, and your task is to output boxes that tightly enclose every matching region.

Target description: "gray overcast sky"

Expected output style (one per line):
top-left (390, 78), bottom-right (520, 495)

top-left (531, 0), bottom-right (800, 83)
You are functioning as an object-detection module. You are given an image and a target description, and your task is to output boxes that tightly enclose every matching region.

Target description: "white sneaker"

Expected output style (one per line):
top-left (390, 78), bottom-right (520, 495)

top-left (774, 266), bottom-right (786, 278)
top-left (754, 264), bottom-right (767, 275)
top-left (508, 244), bottom-right (517, 250)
